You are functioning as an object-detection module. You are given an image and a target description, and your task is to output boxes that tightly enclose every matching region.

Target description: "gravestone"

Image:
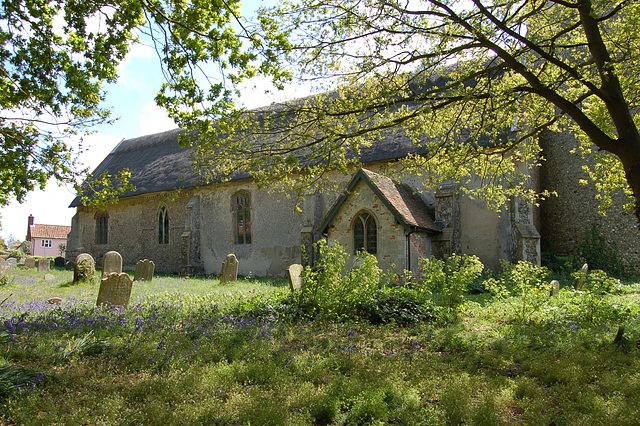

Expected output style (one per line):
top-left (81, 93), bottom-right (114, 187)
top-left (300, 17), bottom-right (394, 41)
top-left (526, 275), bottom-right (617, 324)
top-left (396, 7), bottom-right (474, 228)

top-left (220, 254), bottom-right (239, 283)
top-left (0, 258), bottom-right (11, 281)
top-left (24, 258), bottom-right (36, 269)
top-left (287, 264), bottom-right (304, 292)
top-left (101, 251), bottom-right (123, 278)
top-left (74, 253), bottom-right (95, 283)
top-left (96, 273), bottom-right (134, 307)
top-left (550, 280), bottom-right (560, 297)
top-left (37, 258), bottom-right (50, 272)
top-left (54, 256), bottom-right (65, 267)
top-left (134, 259), bottom-right (155, 282)
top-left (6, 258), bottom-right (17, 269)
top-left (65, 261), bottom-right (75, 271)
top-left (44, 273), bottom-right (55, 282)
top-left (574, 263), bottom-right (589, 290)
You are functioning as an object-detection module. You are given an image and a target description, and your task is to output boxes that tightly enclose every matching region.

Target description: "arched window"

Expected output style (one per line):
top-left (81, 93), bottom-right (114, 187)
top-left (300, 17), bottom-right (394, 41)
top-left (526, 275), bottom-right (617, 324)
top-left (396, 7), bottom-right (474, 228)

top-left (95, 211), bottom-right (109, 245)
top-left (234, 191), bottom-right (252, 244)
top-left (158, 206), bottom-right (169, 245)
top-left (353, 211), bottom-right (377, 254)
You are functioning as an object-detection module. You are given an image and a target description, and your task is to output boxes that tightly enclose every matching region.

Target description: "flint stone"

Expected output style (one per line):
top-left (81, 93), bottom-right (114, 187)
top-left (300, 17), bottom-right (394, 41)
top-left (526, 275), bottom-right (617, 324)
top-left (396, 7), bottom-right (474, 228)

top-left (37, 258), bottom-right (51, 272)
top-left (97, 272), bottom-right (134, 307)
top-left (221, 254), bottom-right (239, 284)
top-left (74, 253), bottom-right (95, 283)
top-left (287, 264), bottom-right (304, 292)
top-left (24, 258), bottom-right (36, 268)
top-left (134, 259), bottom-right (155, 282)
top-left (101, 251), bottom-right (123, 278)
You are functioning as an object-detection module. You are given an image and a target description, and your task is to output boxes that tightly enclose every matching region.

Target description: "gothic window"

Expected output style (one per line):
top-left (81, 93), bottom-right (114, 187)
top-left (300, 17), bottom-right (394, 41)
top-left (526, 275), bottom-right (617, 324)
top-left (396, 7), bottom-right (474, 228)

top-left (95, 211), bottom-right (109, 245)
top-left (234, 191), bottom-right (252, 244)
top-left (158, 206), bottom-right (169, 245)
top-left (353, 211), bottom-right (377, 254)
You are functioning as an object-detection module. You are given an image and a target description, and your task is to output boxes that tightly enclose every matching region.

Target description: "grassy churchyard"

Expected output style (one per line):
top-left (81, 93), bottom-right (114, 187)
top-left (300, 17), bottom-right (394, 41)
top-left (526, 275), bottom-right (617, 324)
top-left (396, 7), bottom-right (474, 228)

top-left (2, 251), bottom-right (640, 425)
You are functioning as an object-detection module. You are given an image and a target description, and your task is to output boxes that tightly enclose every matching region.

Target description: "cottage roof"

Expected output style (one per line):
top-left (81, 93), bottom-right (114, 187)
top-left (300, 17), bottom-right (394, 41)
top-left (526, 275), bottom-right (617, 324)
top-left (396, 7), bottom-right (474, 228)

top-left (318, 168), bottom-right (441, 234)
top-left (29, 224), bottom-right (71, 240)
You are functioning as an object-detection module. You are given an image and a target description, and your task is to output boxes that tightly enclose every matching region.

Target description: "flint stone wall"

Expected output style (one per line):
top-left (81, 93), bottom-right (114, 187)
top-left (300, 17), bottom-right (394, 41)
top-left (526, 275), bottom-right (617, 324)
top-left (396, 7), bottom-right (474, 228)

top-left (539, 130), bottom-right (640, 273)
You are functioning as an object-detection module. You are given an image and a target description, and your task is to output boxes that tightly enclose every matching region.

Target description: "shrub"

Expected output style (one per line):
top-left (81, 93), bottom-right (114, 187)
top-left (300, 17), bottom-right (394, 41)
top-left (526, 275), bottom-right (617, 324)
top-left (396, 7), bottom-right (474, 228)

top-left (580, 224), bottom-right (625, 277)
top-left (299, 240), bottom-right (383, 320)
top-left (418, 254), bottom-right (484, 310)
top-left (485, 261), bottom-right (551, 323)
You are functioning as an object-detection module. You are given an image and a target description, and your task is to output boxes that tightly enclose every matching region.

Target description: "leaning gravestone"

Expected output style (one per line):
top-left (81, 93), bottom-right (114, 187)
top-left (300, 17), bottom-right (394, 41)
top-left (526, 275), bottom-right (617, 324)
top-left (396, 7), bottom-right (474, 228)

top-left (24, 257), bottom-right (36, 269)
top-left (220, 254), bottom-right (239, 283)
top-left (6, 258), bottom-right (17, 269)
top-left (287, 264), bottom-right (304, 292)
top-left (96, 272), bottom-right (134, 307)
top-left (101, 251), bottom-right (123, 278)
top-left (74, 253), bottom-right (95, 283)
top-left (574, 263), bottom-right (589, 290)
top-left (37, 258), bottom-right (50, 272)
top-left (134, 259), bottom-right (155, 282)
top-left (0, 258), bottom-right (11, 282)
top-left (550, 280), bottom-right (560, 297)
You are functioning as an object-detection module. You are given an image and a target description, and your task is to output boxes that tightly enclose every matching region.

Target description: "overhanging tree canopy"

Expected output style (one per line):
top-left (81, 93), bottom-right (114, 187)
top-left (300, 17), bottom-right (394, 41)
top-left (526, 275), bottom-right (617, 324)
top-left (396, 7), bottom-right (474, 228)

top-left (0, 0), bottom-right (278, 207)
top-left (174, 0), bottom-right (640, 218)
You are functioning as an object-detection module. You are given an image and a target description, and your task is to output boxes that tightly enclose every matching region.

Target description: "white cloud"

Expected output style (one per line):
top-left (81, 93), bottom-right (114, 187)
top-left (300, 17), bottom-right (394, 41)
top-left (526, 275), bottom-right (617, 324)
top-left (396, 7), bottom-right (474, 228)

top-left (138, 101), bottom-right (177, 134)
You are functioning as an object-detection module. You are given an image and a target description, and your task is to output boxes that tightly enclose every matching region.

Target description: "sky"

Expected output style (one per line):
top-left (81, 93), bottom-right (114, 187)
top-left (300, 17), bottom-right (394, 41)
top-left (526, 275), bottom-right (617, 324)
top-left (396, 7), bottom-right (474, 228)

top-left (0, 0), bottom-right (297, 242)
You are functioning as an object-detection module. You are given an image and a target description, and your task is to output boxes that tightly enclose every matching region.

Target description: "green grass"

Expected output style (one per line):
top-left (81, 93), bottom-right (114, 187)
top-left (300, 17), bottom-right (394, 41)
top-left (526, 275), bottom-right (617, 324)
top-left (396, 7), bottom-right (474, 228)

top-left (1, 268), bottom-right (640, 424)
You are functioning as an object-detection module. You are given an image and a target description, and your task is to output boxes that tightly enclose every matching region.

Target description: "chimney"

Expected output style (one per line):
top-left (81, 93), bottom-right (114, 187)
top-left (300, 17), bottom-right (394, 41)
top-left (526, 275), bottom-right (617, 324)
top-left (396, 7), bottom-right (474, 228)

top-left (26, 214), bottom-right (34, 241)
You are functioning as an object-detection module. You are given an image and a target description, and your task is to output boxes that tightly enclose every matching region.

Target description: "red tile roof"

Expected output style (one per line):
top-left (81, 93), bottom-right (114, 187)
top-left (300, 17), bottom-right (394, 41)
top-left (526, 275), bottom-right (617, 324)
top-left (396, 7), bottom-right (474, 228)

top-left (29, 224), bottom-right (71, 240)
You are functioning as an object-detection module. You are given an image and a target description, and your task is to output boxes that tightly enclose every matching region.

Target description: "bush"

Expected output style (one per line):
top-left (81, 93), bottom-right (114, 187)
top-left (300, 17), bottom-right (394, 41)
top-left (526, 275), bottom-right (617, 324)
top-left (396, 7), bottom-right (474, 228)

top-left (418, 254), bottom-right (484, 310)
top-left (485, 261), bottom-right (551, 323)
top-left (299, 240), bottom-right (383, 320)
top-left (580, 224), bottom-right (625, 277)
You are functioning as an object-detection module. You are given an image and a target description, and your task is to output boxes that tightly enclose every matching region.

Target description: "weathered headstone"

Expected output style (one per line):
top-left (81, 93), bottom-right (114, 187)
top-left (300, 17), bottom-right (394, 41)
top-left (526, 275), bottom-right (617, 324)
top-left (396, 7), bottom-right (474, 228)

top-left (0, 258), bottom-right (11, 281)
top-left (65, 261), bottom-right (75, 271)
top-left (54, 256), bottom-right (65, 267)
top-left (220, 254), bottom-right (239, 283)
top-left (74, 253), bottom-right (95, 283)
top-left (47, 297), bottom-right (62, 305)
top-left (101, 251), bottom-right (123, 278)
top-left (37, 258), bottom-right (50, 272)
top-left (96, 272), bottom-right (134, 307)
top-left (24, 257), bottom-right (36, 269)
top-left (574, 263), bottom-right (589, 290)
top-left (6, 258), bottom-right (17, 269)
top-left (287, 263), bottom-right (304, 292)
top-left (550, 280), bottom-right (560, 297)
top-left (134, 259), bottom-right (155, 282)
top-left (44, 273), bottom-right (55, 282)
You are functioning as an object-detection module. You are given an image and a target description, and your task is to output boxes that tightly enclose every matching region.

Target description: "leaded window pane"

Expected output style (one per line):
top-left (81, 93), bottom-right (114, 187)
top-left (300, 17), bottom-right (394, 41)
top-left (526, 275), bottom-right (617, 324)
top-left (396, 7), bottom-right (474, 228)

top-left (366, 215), bottom-right (377, 254)
top-left (354, 218), bottom-right (365, 253)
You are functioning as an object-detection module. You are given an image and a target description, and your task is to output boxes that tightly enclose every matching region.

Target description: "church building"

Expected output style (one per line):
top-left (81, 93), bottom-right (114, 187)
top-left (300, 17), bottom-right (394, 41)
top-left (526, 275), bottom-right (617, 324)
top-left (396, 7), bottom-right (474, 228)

top-left (66, 125), bottom-right (640, 277)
